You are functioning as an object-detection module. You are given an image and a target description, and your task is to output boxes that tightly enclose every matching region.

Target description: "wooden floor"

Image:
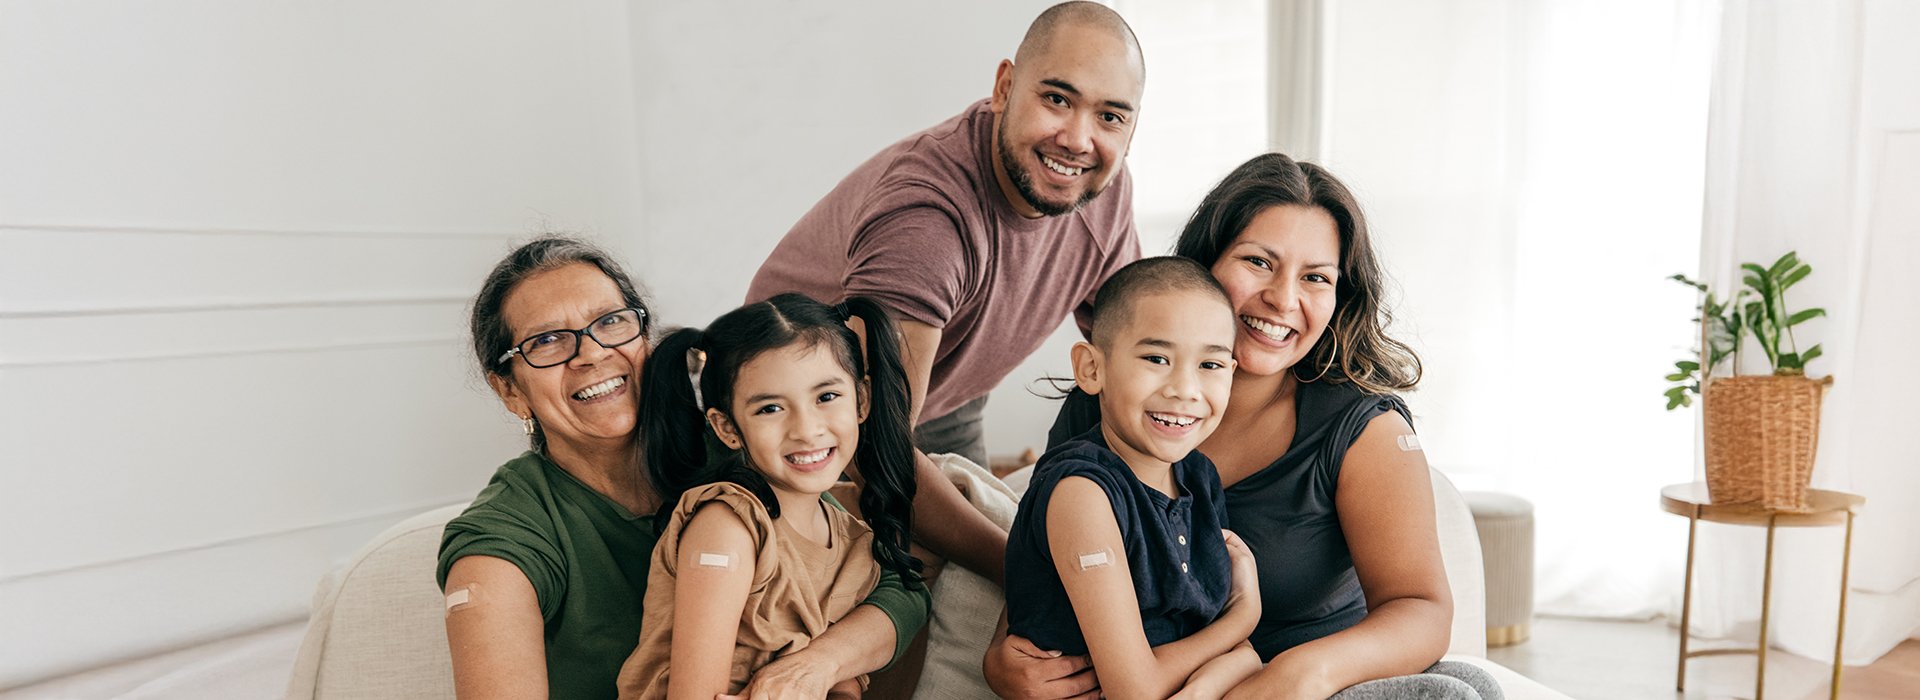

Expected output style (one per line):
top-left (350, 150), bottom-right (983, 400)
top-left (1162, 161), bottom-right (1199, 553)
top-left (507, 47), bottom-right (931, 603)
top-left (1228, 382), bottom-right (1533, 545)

top-left (1489, 617), bottom-right (1920, 699)
top-left (3, 615), bottom-right (1916, 698)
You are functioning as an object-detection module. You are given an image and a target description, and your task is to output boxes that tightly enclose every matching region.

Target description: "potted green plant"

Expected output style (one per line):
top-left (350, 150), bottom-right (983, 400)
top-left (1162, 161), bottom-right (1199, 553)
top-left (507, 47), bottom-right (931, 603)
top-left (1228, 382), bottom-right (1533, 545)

top-left (1665, 251), bottom-right (1833, 510)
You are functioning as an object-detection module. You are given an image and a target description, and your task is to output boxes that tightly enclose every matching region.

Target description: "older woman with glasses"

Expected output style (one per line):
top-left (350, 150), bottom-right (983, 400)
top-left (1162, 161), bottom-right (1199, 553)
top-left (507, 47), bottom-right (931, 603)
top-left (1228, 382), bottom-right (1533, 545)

top-left (437, 237), bottom-right (928, 700)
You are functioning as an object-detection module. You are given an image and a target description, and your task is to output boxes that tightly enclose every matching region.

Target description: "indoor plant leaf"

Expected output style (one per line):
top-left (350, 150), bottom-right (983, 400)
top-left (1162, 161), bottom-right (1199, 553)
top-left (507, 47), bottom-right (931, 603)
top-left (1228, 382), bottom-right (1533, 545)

top-left (1768, 251), bottom-right (1800, 278)
top-left (1787, 308), bottom-right (1826, 327)
top-left (1670, 273), bottom-right (1708, 292)
top-left (1742, 263), bottom-right (1772, 294)
top-left (1780, 262), bottom-right (1812, 290)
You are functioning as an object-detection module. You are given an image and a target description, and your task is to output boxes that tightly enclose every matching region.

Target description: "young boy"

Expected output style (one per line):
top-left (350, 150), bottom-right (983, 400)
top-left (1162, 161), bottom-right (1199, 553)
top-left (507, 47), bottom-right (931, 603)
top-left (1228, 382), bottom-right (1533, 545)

top-left (1005, 256), bottom-right (1265, 700)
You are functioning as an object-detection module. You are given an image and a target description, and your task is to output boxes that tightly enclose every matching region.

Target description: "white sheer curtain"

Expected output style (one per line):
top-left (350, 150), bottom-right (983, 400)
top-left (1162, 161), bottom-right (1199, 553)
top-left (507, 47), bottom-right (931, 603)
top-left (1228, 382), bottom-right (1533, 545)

top-left (1690, 0), bottom-right (1920, 664)
top-left (1315, 0), bottom-right (1718, 619)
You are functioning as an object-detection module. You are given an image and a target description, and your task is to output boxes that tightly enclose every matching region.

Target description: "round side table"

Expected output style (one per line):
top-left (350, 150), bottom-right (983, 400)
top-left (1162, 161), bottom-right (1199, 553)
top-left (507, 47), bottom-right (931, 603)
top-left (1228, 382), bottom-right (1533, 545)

top-left (1661, 483), bottom-right (1864, 700)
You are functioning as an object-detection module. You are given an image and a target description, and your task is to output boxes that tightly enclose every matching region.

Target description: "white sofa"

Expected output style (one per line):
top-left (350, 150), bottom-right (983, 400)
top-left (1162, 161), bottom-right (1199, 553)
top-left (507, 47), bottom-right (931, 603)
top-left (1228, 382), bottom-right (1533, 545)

top-left (284, 467), bottom-right (1566, 699)
top-left (1423, 468), bottom-right (1565, 699)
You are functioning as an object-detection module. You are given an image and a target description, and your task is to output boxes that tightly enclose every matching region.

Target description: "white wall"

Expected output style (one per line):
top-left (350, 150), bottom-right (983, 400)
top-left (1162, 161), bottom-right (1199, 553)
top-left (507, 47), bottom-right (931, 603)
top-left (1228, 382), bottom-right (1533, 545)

top-left (625, 0), bottom-right (1058, 325)
top-left (0, 1), bottom-right (642, 687)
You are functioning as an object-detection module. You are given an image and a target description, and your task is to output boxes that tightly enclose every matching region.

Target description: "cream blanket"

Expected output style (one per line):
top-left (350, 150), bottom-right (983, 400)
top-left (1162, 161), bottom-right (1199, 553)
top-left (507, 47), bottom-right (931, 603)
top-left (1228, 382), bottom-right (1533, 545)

top-left (910, 453), bottom-right (1030, 700)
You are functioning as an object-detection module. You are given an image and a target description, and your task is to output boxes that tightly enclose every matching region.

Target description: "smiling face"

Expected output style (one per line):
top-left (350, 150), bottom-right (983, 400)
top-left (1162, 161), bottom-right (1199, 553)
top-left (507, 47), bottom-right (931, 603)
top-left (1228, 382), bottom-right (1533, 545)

top-left (1073, 288), bottom-right (1237, 471)
top-left (489, 263), bottom-right (648, 461)
top-left (989, 22), bottom-right (1144, 218)
top-left (1210, 205), bottom-right (1343, 378)
top-left (709, 342), bottom-right (867, 506)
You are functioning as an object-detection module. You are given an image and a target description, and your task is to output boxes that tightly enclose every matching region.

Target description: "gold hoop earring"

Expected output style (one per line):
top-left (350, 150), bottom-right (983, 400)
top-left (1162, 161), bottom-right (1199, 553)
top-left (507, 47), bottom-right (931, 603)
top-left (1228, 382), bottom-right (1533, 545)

top-left (1303, 325), bottom-right (1340, 384)
top-left (521, 414), bottom-right (537, 437)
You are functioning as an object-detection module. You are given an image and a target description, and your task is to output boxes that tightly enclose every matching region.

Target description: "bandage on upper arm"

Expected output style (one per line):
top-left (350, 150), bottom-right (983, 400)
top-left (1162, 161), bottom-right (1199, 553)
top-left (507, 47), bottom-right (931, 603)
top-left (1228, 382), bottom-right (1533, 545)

top-left (445, 583), bottom-right (480, 615)
top-left (1074, 549), bottom-right (1113, 571)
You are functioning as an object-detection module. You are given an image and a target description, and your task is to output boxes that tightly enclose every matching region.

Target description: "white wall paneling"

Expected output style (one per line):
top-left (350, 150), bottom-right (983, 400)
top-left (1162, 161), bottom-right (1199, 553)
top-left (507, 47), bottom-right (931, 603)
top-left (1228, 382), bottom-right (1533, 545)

top-left (0, 501), bottom-right (451, 686)
top-left (0, 227), bottom-right (531, 686)
top-left (0, 3), bottom-right (643, 238)
top-left (1, 0), bottom-right (642, 687)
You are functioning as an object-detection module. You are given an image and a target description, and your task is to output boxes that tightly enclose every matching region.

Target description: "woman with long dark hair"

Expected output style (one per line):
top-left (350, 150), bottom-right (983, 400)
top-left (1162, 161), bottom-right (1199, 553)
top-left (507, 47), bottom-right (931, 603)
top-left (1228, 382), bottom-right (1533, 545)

top-left (988, 154), bottom-right (1501, 699)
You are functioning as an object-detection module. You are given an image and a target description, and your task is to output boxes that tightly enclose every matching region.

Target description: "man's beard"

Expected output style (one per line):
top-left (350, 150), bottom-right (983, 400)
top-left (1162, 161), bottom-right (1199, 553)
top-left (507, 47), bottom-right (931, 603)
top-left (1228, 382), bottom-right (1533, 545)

top-left (997, 127), bottom-right (1100, 217)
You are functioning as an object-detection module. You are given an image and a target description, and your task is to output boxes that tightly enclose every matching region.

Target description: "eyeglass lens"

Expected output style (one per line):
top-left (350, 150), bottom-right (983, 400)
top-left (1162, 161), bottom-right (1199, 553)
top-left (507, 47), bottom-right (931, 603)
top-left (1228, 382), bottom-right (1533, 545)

top-left (519, 308), bottom-right (645, 368)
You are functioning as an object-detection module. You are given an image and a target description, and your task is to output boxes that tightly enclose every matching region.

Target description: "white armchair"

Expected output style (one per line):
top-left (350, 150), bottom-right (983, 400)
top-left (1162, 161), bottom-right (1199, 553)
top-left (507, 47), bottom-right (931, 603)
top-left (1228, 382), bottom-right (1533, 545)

top-left (284, 504), bottom-right (462, 700)
top-left (1427, 468), bottom-right (1566, 698)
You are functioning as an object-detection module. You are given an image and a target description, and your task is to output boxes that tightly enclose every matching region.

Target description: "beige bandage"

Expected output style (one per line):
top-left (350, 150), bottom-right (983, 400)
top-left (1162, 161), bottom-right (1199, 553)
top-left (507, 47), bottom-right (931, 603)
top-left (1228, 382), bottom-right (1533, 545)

top-left (1076, 550), bottom-right (1112, 570)
top-left (696, 551), bottom-right (734, 569)
top-left (445, 584), bottom-right (479, 615)
top-left (1397, 434), bottom-right (1423, 452)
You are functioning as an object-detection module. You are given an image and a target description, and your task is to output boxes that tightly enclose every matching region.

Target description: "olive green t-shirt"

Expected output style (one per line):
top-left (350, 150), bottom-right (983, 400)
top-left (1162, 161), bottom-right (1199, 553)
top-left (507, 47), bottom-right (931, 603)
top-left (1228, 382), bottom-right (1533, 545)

top-left (436, 452), bottom-right (928, 700)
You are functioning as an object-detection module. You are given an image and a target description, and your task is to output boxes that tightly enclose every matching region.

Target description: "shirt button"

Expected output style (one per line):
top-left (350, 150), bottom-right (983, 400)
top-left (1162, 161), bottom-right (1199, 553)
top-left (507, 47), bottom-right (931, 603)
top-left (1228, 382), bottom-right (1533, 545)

top-left (1178, 535), bottom-right (1188, 546)
top-left (1181, 562), bottom-right (1190, 573)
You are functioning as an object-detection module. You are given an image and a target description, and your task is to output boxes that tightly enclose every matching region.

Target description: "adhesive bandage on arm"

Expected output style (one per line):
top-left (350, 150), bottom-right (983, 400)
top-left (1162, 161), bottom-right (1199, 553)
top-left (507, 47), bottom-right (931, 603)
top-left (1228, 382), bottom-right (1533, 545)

top-left (445, 584), bottom-right (479, 615)
top-left (695, 552), bottom-right (735, 570)
top-left (1076, 549), bottom-right (1113, 571)
top-left (1397, 434), bottom-right (1423, 452)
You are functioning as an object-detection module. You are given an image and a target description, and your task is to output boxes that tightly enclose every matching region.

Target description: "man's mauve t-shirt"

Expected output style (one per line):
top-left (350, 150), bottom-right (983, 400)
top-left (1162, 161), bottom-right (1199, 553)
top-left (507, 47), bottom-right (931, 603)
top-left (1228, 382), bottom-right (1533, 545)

top-left (747, 99), bottom-right (1140, 422)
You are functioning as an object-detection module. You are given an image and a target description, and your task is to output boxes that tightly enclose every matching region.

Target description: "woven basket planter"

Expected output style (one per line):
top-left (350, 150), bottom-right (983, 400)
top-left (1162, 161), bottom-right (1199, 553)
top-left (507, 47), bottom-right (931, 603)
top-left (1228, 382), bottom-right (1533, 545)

top-left (1701, 374), bottom-right (1833, 511)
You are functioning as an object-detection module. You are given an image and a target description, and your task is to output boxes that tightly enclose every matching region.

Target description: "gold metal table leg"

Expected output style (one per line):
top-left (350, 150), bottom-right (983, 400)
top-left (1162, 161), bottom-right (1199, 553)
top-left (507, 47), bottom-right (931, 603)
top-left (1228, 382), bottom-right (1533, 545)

top-left (1677, 507), bottom-right (1699, 691)
top-left (1757, 514), bottom-right (1777, 700)
top-left (1830, 510), bottom-right (1855, 700)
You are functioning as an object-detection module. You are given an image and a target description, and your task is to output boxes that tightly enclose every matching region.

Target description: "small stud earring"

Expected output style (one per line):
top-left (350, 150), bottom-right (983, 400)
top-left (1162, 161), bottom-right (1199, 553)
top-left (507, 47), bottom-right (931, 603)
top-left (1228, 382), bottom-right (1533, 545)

top-left (521, 414), bottom-right (537, 436)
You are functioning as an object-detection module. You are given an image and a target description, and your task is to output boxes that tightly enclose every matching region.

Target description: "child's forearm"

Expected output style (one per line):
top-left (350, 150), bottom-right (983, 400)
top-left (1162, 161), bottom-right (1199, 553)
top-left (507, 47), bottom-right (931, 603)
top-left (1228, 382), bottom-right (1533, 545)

top-left (1175, 642), bottom-right (1262, 700)
top-left (1097, 598), bottom-right (1260, 700)
top-left (1152, 587), bottom-right (1261, 667)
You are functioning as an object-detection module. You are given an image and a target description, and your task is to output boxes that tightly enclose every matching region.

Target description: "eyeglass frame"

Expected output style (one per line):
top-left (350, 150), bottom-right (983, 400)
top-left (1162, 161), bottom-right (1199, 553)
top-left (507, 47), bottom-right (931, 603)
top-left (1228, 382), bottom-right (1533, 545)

top-left (496, 307), bottom-right (650, 369)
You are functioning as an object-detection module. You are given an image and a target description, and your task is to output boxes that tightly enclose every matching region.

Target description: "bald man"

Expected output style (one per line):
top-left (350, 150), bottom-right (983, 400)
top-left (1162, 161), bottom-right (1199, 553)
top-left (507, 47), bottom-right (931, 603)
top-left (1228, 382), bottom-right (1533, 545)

top-left (748, 2), bottom-right (1145, 590)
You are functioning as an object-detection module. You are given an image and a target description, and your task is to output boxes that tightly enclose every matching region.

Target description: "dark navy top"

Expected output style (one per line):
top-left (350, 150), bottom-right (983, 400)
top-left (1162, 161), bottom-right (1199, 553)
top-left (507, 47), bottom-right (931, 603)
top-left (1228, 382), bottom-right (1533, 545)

top-left (1047, 381), bottom-right (1411, 661)
top-left (1005, 426), bottom-right (1233, 656)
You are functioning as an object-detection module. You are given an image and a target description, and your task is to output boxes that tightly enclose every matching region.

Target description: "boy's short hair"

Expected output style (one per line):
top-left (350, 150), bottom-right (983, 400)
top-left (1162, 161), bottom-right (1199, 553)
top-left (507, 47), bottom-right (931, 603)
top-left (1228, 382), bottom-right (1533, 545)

top-left (1089, 256), bottom-right (1232, 348)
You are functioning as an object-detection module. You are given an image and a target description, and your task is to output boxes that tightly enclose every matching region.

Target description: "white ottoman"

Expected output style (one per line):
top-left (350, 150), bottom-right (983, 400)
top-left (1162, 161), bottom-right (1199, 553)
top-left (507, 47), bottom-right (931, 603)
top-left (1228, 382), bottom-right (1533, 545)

top-left (1463, 491), bottom-right (1534, 647)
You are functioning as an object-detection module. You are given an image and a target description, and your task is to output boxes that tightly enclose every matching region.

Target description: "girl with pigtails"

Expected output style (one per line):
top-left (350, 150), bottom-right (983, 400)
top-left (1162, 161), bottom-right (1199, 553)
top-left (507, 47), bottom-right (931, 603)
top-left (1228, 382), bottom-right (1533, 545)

top-left (613, 293), bottom-right (923, 700)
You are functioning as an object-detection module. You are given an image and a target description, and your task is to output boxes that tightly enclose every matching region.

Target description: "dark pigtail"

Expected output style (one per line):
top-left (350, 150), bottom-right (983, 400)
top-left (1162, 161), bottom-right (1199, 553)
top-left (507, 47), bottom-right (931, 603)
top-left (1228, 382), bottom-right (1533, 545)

top-left (641, 328), bottom-right (709, 516)
top-left (840, 296), bottom-right (925, 589)
top-left (641, 326), bottom-right (781, 519)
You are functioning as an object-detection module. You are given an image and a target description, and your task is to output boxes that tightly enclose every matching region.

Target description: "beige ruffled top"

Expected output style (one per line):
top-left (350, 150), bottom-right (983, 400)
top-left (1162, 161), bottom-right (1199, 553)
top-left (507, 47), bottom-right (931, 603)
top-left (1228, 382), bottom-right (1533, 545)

top-left (616, 482), bottom-right (880, 699)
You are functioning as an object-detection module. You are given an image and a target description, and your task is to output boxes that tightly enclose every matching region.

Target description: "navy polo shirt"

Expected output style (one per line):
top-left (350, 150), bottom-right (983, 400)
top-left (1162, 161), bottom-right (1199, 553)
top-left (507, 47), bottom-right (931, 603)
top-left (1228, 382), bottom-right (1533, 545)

top-left (1005, 426), bottom-right (1233, 656)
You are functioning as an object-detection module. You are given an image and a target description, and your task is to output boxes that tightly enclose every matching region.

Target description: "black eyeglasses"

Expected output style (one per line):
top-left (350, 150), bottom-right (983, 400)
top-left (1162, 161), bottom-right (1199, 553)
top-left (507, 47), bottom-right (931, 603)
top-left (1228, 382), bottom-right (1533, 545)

top-left (497, 307), bottom-right (649, 369)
